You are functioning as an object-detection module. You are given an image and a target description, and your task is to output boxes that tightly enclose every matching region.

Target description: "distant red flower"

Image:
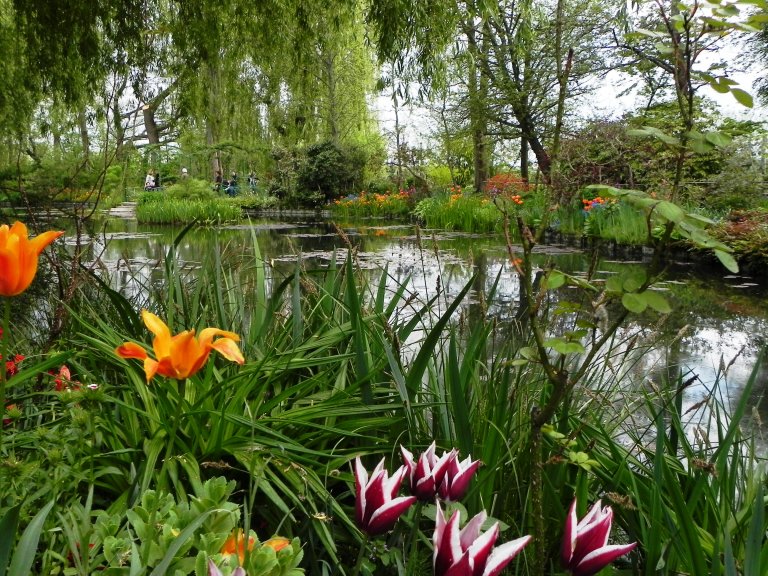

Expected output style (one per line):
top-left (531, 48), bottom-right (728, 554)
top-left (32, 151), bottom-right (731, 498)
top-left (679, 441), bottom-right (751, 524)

top-left (3, 354), bottom-right (24, 379)
top-left (50, 365), bottom-right (81, 392)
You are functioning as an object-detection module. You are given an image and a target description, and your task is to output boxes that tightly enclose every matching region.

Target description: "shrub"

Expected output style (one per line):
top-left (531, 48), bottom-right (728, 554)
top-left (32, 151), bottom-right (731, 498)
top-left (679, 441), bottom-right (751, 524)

top-left (296, 141), bottom-right (363, 204)
top-left (165, 177), bottom-right (218, 201)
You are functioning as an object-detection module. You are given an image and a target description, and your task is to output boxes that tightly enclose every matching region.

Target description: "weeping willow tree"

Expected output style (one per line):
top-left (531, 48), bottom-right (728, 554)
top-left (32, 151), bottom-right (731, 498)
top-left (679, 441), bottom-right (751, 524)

top-left (1, 0), bottom-right (382, 199)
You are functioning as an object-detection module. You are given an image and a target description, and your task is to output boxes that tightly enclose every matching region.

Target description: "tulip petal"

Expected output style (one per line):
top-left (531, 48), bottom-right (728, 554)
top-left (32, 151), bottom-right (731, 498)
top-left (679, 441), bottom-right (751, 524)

top-left (444, 552), bottom-right (473, 576)
top-left (367, 495), bottom-right (416, 535)
top-left (141, 310), bottom-right (172, 355)
top-left (199, 327), bottom-right (241, 345)
top-left (0, 245), bottom-right (21, 295)
top-left (465, 520), bottom-right (497, 567)
top-left (574, 542), bottom-right (637, 576)
top-left (483, 536), bottom-right (532, 576)
top-left (144, 357), bottom-right (160, 382)
top-left (171, 330), bottom-right (205, 378)
top-left (363, 469), bottom-right (388, 524)
top-left (460, 511), bottom-right (488, 551)
top-left (29, 230), bottom-right (64, 254)
top-left (353, 457), bottom-right (369, 527)
top-left (445, 458), bottom-right (481, 501)
top-left (209, 337), bottom-right (245, 364)
top-left (434, 506), bottom-right (463, 576)
top-left (401, 445), bottom-right (415, 472)
top-left (573, 508), bottom-right (612, 563)
top-left (561, 498), bottom-right (578, 565)
top-left (116, 342), bottom-right (148, 360)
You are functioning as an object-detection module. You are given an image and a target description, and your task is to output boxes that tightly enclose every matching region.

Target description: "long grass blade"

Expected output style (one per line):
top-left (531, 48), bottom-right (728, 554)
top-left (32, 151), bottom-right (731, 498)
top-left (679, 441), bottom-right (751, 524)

top-left (7, 500), bottom-right (54, 576)
top-left (0, 505), bottom-right (21, 576)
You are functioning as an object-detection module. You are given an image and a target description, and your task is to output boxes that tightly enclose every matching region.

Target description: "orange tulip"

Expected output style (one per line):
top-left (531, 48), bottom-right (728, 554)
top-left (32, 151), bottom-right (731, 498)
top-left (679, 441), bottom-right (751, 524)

top-left (262, 537), bottom-right (290, 552)
top-left (221, 530), bottom-right (255, 565)
top-left (0, 222), bottom-right (63, 297)
top-left (115, 310), bottom-right (244, 382)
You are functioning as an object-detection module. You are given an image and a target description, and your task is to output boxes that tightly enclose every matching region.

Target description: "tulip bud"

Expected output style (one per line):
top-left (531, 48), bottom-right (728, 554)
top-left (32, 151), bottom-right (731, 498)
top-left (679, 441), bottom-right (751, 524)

top-left (353, 457), bottom-right (416, 536)
top-left (561, 498), bottom-right (637, 576)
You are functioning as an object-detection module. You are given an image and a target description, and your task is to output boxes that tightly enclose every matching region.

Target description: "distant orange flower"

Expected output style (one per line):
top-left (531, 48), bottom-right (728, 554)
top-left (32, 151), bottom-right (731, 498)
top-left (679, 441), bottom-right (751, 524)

top-left (0, 222), bottom-right (64, 297)
top-left (262, 537), bottom-right (290, 552)
top-left (221, 530), bottom-right (255, 565)
top-left (115, 310), bottom-right (244, 382)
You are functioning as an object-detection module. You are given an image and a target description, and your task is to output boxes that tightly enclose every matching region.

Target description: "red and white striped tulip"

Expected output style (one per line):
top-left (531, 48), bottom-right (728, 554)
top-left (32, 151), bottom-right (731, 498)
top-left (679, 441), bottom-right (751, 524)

top-left (438, 452), bottom-right (481, 502)
top-left (353, 457), bottom-right (416, 536)
top-left (401, 442), bottom-right (455, 501)
top-left (561, 499), bottom-right (637, 576)
top-left (433, 503), bottom-right (531, 576)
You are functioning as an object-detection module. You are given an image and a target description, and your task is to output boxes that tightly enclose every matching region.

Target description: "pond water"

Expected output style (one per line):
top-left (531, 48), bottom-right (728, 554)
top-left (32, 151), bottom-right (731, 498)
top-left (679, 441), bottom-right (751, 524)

top-left (87, 215), bottom-right (768, 451)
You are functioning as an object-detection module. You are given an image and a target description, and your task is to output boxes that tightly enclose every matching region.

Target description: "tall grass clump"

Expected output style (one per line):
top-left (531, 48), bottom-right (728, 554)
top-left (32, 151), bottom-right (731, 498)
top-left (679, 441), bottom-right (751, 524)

top-left (136, 187), bottom-right (242, 224)
top-left (413, 187), bottom-right (502, 232)
top-left (583, 358), bottom-right (768, 575)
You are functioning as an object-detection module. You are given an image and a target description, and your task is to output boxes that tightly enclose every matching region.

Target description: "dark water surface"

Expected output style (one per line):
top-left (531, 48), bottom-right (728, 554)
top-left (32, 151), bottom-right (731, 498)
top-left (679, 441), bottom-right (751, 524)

top-left (87, 215), bottom-right (768, 450)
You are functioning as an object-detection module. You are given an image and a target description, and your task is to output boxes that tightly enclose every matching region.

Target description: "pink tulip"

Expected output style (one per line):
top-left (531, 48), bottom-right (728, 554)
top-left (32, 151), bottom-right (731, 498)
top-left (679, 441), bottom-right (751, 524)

top-left (561, 499), bottom-right (637, 576)
top-left (438, 452), bottom-right (481, 502)
top-left (353, 457), bottom-right (417, 536)
top-left (401, 442), bottom-right (455, 501)
top-left (433, 502), bottom-right (531, 576)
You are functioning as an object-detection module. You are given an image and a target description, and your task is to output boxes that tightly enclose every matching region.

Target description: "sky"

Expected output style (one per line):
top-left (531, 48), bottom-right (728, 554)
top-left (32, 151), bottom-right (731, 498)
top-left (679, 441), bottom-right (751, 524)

top-left (373, 35), bottom-right (767, 155)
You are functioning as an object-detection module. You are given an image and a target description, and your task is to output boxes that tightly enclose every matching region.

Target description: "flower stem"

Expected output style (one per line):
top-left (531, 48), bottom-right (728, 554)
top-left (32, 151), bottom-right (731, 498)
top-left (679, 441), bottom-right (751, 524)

top-left (351, 534), bottom-right (369, 576)
top-left (407, 501), bottom-right (423, 576)
top-left (158, 378), bottom-right (185, 490)
top-left (0, 298), bottom-right (10, 453)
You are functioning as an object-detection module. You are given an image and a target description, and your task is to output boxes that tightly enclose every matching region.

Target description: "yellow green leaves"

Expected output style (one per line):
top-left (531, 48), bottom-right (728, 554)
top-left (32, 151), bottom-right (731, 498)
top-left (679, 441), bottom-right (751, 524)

top-left (604, 270), bottom-right (672, 314)
top-left (587, 185), bottom-right (739, 273)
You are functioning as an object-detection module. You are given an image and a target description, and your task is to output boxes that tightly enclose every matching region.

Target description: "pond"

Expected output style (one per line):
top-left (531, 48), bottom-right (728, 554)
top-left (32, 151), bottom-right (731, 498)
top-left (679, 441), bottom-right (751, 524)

top-left (87, 214), bottom-right (768, 450)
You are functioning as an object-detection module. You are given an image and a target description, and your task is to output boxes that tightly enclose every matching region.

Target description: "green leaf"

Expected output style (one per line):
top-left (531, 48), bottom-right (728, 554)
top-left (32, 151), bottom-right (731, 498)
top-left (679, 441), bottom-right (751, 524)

top-left (715, 249), bottom-right (739, 273)
top-left (744, 482), bottom-right (764, 576)
top-left (690, 138), bottom-right (714, 153)
top-left (634, 125), bottom-right (679, 146)
top-left (622, 270), bottom-right (646, 293)
top-left (519, 346), bottom-right (539, 361)
top-left (7, 500), bottom-right (54, 576)
top-left (0, 505), bottom-right (22, 576)
top-left (730, 88), bottom-right (753, 108)
top-left (654, 201), bottom-right (686, 223)
top-left (605, 276), bottom-right (624, 293)
top-left (710, 79), bottom-right (732, 94)
top-left (149, 510), bottom-right (215, 576)
top-left (643, 291), bottom-right (672, 314)
top-left (545, 270), bottom-right (566, 290)
top-left (704, 131), bottom-right (732, 148)
top-left (622, 293), bottom-right (647, 314)
top-left (544, 338), bottom-right (585, 355)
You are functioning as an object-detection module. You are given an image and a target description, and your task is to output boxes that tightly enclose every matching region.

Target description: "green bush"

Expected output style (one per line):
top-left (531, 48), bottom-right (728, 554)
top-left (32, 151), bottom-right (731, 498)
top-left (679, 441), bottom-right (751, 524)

top-left (165, 177), bottom-right (218, 201)
top-left (296, 141), bottom-right (364, 204)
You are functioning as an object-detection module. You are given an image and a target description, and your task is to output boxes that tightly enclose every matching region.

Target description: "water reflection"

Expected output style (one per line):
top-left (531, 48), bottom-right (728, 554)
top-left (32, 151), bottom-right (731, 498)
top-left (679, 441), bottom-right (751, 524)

top-left (94, 216), bottom-right (767, 448)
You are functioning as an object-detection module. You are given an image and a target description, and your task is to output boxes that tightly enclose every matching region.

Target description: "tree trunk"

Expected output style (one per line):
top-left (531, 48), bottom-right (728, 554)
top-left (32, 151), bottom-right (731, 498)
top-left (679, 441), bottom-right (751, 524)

top-left (466, 21), bottom-right (490, 192)
top-left (520, 137), bottom-right (529, 181)
top-left (142, 105), bottom-right (160, 145)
